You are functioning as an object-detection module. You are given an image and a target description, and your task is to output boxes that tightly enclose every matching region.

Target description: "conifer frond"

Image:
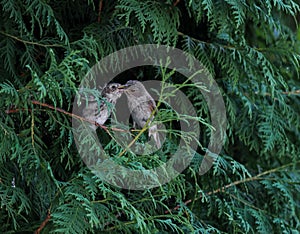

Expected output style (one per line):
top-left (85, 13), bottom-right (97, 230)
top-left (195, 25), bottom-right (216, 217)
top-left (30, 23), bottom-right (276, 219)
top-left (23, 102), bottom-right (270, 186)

top-left (0, 0), bottom-right (299, 233)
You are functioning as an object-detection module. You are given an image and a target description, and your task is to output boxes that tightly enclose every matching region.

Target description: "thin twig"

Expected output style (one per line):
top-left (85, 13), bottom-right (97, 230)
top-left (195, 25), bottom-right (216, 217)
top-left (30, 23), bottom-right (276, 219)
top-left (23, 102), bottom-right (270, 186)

top-left (118, 100), bottom-right (161, 157)
top-left (98, 0), bottom-right (103, 23)
top-left (35, 210), bottom-right (51, 234)
top-left (177, 31), bottom-right (238, 50)
top-left (117, 123), bottom-right (148, 157)
top-left (30, 100), bottom-right (128, 133)
top-left (31, 111), bottom-right (35, 147)
top-left (226, 192), bottom-right (264, 212)
top-left (257, 89), bottom-right (300, 97)
top-left (282, 89), bottom-right (300, 95)
top-left (5, 108), bottom-right (31, 114)
top-left (173, 0), bottom-right (180, 6)
top-left (177, 31), bottom-right (280, 52)
top-left (165, 161), bottom-right (300, 214)
top-left (0, 31), bottom-right (63, 48)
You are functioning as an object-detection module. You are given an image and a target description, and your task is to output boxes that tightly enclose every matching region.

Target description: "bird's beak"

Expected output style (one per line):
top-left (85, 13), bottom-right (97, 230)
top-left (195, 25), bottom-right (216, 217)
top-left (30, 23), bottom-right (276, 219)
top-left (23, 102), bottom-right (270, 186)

top-left (117, 85), bottom-right (126, 90)
top-left (118, 84), bottom-right (131, 90)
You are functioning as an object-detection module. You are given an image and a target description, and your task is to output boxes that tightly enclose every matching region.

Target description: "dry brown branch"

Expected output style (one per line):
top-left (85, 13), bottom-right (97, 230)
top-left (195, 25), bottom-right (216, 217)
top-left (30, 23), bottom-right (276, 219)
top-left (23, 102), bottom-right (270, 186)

top-left (35, 210), bottom-right (51, 234)
top-left (173, 0), bottom-right (180, 7)
top-left (5, 108), bottom-right (31, 114)
top-left (5, 100), bottom-right (128, 133)
top-left (31, 100), bottom-right (129, 133)
top-left (98, 0), bottom-right (103, 23)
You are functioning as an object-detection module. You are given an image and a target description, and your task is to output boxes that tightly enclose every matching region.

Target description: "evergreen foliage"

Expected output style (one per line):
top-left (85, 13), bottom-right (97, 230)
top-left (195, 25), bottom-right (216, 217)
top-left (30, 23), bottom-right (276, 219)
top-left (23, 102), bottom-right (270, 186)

top-left (0, 0), bottom-right (299, 233)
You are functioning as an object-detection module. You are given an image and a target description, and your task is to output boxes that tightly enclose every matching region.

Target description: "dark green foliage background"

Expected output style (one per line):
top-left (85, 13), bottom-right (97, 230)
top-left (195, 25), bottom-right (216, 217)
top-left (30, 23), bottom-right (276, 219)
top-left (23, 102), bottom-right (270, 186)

top-left (0, 0), bottom-right (299, 233)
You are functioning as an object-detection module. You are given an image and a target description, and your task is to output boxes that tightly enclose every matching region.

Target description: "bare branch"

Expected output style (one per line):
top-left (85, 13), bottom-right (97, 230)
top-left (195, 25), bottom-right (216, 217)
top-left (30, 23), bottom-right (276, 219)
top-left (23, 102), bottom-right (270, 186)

top-left (35, 210), bottom-right (51, 234)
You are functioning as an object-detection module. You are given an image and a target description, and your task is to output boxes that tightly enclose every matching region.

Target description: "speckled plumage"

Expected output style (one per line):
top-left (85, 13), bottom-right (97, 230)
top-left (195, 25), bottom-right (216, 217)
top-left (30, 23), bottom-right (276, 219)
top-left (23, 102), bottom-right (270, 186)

top-left (81, 83), bottom-right (124, 130)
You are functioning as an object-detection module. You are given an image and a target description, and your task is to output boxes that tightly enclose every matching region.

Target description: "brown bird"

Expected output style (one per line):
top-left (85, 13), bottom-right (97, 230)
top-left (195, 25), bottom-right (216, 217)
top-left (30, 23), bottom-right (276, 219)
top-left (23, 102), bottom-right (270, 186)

top-left (81, 83), bottom-right (125, 130)
top-left (124, 80), bottom-right (161, 148)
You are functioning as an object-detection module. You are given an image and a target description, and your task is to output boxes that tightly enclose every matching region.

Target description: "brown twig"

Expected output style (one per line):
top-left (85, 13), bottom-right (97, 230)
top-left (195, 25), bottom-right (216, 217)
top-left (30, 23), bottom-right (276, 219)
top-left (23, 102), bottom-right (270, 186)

top-left (280, 89), bottom-right (300, 95)
top-left (98, 0), bottom-right (103, 23)
top-left (35, 210), bottom-right (51, 234)
top-left (26, 100), bottom-right (127, 133)
top-left (31, 100), bottom-right (128, 133)
top-left (173, 0), bottom-right (180, 6)
top-left (165, 161), bottom-right (299, 214)
top-left (0, 31), bottom-right (63, 48)
top-left (255, 89), bottom-right (300, 97)
top-left (5, 108), bottom-right (31, 114)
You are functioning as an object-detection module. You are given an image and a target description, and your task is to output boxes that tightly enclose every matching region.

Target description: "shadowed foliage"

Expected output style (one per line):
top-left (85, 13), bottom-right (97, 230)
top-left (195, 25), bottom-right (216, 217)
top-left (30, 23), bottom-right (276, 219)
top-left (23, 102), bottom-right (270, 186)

top-left (0, 0), bottom-right (299, 233)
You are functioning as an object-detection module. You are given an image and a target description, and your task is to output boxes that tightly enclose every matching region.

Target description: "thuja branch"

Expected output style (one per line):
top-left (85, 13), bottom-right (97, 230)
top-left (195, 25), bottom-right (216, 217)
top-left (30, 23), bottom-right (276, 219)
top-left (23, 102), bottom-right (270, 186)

top-left (177, 31), bottom-right (300, 54)
top-left (177, 31), bottom-right (239, 50)
top-left (118, 105), bottom-right (160, 157)
top-left (255, 89), bottom-right (300, 97)
top-left (165, 161), bottom-right (300, 214)
top-left (29, 100), bottom-right (128, 133)
top-left (0, 31), bottom-right (64, 48)
top-left (118, 119), bottom-right (152, 157)
top-left (104, 214), bottom-right (179, 232)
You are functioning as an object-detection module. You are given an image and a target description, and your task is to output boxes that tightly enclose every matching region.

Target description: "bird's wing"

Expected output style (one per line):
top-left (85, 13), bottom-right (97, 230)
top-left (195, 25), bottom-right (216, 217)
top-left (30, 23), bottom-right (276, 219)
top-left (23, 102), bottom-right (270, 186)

top-left (147, 99), bottom-right (156, 113)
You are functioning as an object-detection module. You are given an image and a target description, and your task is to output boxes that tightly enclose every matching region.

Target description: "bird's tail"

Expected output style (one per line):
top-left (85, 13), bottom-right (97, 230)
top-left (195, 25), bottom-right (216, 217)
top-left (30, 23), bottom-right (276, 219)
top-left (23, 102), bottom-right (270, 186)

top-left (149, 125), bottom-right (161, 149)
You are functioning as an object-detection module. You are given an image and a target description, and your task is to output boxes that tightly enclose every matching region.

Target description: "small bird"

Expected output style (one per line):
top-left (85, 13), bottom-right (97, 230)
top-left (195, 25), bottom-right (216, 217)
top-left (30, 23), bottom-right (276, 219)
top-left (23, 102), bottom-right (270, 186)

top-left (81, 83), bottom-right (125, 130)
top-left (124, 80), bottom-right (161, 148)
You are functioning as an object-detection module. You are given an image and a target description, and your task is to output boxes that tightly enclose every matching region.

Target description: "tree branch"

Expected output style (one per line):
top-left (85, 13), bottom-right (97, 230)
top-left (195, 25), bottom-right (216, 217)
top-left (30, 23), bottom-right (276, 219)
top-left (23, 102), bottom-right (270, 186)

top-left (35, 210), bottom-right (51, 234)
top-left (0, 31), bottom-right (64, 48)
top-left (173, 0), bottom-right (180, 7)
top-left (5, 100), bottom-right (128, 133)
top-left (98, 0), bottom-right (103, 23)
top-left (5, 108), bottom-right (31, 114)
top-left (30, 100), bottom-right (128, 133)
top-left (165, 161), bottom-right (300, 214)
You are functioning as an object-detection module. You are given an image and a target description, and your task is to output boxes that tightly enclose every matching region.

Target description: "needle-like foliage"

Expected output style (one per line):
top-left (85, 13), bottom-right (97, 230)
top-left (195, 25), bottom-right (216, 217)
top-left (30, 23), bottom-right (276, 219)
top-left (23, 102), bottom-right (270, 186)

top-left (0, 0), bottom-right (299, 233)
